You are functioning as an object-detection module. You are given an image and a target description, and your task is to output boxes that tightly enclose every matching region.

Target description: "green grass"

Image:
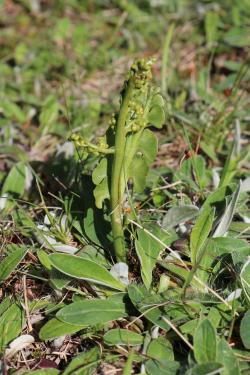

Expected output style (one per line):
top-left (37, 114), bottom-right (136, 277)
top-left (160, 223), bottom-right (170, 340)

top-left (0, 1), bottom-right (250, 374)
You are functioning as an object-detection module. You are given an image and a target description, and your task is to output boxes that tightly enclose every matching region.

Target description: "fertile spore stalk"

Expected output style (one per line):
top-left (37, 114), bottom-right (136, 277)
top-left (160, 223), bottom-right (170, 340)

top-left (71, 59), bottom-right (165, 263)
top-left (110, 60), bottom-right (153, 262)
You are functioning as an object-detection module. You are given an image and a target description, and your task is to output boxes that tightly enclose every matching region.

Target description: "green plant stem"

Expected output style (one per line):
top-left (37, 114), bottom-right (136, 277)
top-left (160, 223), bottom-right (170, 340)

top-left (111, 79), bottom-right (134, 262)
top-left (122, 350), bottom-right (135, 375)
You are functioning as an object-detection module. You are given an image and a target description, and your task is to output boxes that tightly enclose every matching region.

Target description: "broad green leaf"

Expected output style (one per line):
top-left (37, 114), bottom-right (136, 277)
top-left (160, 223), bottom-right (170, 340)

top-left (188, 362), bottom-right (223, 375)
top-left (49, 253), bottom-right (125, 291)
top-left (162, 205), bottom-right (199, 229)
top-left (180, 319), bottom-right (199, 335)
top-left (240, 310), bottom-right (250, 349)
top-left (147, 89), bottom-right (165, 129)
top-left (147, 337), bottom-right (174, 361)
top-left (0, 297), bottom-right (13, 316)
top-left (0, 245), bottom-right (28, 283)
top-left (128, 285), bottom-right (169, 331)
top-left (56, 297), bottom-right (127, 326)
top-left (104, 328), bottom-right (143, 346)
top-left (1, 162), bottom-right (26, 211)
top-left (217, 338), bottom-right (240, 375)
top-left (125, 129), bottom-right (158, 193)
top-left (92, 158), bottom-right (109, 209)
top-left (0, 303), bottom-right (24, 352)
top-left (63, 346), bottom-right (100, 375)
top-left (239, 257), bottom-right (250, 299)
top-left (145, 359), bottom-right (179, 375)
top-left (92, 157), bottom-right (108, 186)
top-left (207, 307), bottom-right (222, 329)
top-left (147, 105), bottom-right (165, 129)
top-left (158, 261), bottom-right (189, 282)
top-left (135, 228), bottom-right (165, 289)
top-left (79, 245), bottom-right (110, 268)
top-left (213, 182), bottom-right (241, 238)
top-left (229, 221), bottom-right (250, 237)
top-left (39, 318), bottom-right (85, 340)
top-left (37, 249), bottom-right (52, 271)
top-left (50, 269), bottom-right (72, 290)
top-left (190, 206), bottom-right (215, 264)
top-left (207, 237), bottom-right (250, 256)
top-left (93, 176), bottom-right (109, 209)
top-left (193, 319), bottom-right (217, 364)
top-left (203, 184), bottom-right (235, 210)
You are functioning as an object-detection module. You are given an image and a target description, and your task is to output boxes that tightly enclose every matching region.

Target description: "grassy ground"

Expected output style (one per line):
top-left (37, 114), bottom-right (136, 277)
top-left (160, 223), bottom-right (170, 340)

top-left (0, 0), bottom-right (250, 374)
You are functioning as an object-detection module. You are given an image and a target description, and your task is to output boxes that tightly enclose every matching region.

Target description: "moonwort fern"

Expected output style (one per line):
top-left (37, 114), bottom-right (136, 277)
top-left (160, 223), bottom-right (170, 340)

top-left (71, 59), bottom-right (165, 262)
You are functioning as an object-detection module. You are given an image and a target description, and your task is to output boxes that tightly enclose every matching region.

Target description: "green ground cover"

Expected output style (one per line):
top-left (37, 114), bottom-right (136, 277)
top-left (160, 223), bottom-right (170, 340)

top-left (0, 0), bottom-right (250, 373)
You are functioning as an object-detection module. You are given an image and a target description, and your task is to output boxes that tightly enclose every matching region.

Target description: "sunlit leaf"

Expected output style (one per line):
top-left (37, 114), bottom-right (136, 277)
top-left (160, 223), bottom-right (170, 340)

top-left (0, 245), bottom-right (28, 284)
top-left (162, 205), bottom-right (199, 229)
top-left (63, 346), bottom-right (100, 375)
top-left (190, 206), bottom-right (215, 264)
top-left (39, 318), bottom-right (85, 340)
top-left (104, 328), bottom-right (143, 346)
top-left (193, 319), bottom-right (217, 364)
top-left (217, 338), bottom-right (240, 375)
top-left (49, 253), bottom-right (125, 291)
top-left (0, 303), bottom-right (24, 353)
top-left (56, 297), bottom-right (127, 326)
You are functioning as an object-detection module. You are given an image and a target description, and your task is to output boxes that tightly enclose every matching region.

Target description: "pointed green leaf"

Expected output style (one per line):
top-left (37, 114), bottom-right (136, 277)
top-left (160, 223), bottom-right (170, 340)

top-left (213, 182), bottom-right (241, 238)
top-left (1, 162), bottom-right (26, 211)
top-left (39, 318), bottom-right (85, 340)
top-left (217, 338), bottom-right (240, 375)
top-left (49, 253), bottom-right (125, 291)
top-left (189, 362), bottom-right (223, 375)
top-left (147, 105), bottom-right (165, 129)
top-left (56, 298), bottom-right (127, 326)
top-left (208, 237), bottom-right (250, 256)
top-left (135, 228), bottom-right (165, 289)
top-left (0, 303), bottom-right (24, 352)
top-left (0, 245), bottom-right (28, 284)
top-left (63, 346), bottom-right (100, 375)
top-left (50, 269), bottom-right (72, 290)
top-left (104, 328), bottom-right (143, 346)
top-left (145, 359), bottom-right (179, 375)
top-left (190, 206), bottom-right (215, 264)
top-left (128, 285), bottom-right (169, 331)
top-left (193, 319), bottom-right (217, 364)
top-left (92, 158), bottom-right (110, 208)
top-left (126, 129), bottom-right (158, 193)
top-left (162, 205), bottom-right (199, 229)
top-left (240, 310), bottom-right (250, 349)
top-left (147, 337), bottom-right (174, 361)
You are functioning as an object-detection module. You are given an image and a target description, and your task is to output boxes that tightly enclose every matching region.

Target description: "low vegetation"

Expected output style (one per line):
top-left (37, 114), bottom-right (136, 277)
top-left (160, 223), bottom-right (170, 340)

top-left (0, 1), bottom-right (249, 374)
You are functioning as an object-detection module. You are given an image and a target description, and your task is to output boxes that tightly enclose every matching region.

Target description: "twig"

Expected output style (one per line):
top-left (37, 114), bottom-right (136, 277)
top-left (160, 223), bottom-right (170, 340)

top-left (22, 275), bottom-right (33, 332)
